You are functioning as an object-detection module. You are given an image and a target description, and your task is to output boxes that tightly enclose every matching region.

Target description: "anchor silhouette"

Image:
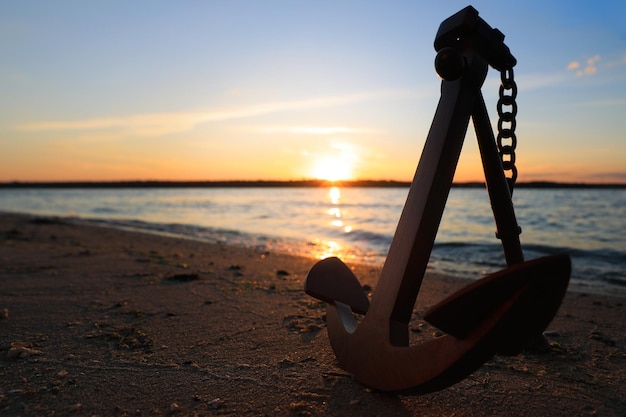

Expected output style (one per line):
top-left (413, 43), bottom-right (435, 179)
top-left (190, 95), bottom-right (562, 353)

top-left (305, 6), bottom-right (571, 393)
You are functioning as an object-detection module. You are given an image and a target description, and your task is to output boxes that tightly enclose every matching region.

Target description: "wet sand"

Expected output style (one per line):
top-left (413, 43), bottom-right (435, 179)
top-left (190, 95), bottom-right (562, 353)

top-left (1, 213), bottom-right (624, 416)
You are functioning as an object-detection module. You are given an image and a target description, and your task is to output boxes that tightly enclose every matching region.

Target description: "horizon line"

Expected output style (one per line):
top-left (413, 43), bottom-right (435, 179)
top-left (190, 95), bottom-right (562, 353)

top-left (2, 179), bottom-right (626, 189)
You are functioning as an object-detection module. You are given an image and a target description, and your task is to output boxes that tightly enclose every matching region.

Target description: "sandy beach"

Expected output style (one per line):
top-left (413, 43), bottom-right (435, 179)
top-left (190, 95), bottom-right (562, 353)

top-left (1, 212), bottom-right (624, 416)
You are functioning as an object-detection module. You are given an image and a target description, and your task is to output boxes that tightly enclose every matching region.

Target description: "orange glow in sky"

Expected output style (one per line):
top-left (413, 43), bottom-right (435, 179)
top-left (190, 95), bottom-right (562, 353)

top-left (1, 2), bottom-right (625, 184)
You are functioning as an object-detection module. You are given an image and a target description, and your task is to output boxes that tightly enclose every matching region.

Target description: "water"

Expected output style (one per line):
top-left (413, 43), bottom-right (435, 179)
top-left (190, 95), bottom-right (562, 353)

top-left (1, 186), bottom-right (625, 296)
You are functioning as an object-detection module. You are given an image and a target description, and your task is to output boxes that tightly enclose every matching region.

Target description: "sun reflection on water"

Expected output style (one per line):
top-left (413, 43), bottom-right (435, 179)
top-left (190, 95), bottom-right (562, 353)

top-left (327, 186), bottom-right (353, 233)
top-left (311, 239), bottom-right (342, 260)
top-left (329, 186), bottom-right (341, 205)
top-left (310, 186), bottom-right (357, 260)
top-left (328, 207), bottom-right (341, 217)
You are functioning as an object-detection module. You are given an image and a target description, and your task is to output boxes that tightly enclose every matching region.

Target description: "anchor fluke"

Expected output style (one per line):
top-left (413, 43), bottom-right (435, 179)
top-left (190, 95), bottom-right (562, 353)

top-left (424, 254), bottom-right (571, 352)
top-left (305, 257), bottom-right (369, 315)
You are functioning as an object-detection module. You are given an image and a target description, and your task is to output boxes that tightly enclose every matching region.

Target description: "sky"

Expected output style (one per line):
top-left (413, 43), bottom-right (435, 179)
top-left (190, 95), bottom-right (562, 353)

top-left (1, 1), bottom-right (625, 183)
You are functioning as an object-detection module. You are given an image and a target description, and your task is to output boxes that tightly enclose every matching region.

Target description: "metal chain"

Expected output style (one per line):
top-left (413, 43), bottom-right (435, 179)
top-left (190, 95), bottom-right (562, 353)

top-left (497, 67), bottom-right (518, 194)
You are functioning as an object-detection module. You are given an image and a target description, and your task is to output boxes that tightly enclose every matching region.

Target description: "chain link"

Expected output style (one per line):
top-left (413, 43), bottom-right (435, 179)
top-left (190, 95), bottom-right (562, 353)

top-left (497, 67), bottom-right (518, 194)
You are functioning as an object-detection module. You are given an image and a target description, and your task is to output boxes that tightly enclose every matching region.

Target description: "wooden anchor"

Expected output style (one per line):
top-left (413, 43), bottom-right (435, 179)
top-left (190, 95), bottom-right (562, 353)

top-left (305, 6), bottom-right (571, 393)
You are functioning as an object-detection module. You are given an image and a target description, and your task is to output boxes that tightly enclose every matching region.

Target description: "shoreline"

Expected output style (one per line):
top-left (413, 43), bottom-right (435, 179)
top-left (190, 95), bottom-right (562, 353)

top-left (1, 212), bottom-right (625, 415)
top-left (3, 210), bottom-right (623, 299)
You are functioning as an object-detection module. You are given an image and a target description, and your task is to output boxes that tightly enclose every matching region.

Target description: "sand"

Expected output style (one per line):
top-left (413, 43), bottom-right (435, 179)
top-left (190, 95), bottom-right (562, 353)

top-left (0, 212), bottom-right (624, 416)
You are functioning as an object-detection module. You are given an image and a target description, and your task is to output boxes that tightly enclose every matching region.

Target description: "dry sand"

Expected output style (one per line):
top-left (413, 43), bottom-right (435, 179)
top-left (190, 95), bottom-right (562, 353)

top-left (1, 213), bottom-right (624, 416)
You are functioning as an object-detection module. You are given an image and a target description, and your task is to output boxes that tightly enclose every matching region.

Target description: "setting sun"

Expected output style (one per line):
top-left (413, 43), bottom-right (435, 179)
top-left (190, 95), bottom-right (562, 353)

top-left (310, 156), bottom-right (353, 181)
top-left (308, 142), bottom-right (358, 181)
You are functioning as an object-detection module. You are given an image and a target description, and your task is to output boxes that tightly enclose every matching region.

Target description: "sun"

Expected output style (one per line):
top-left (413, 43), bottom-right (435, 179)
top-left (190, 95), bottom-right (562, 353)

top-left (310, 156), bottom-right (353, 181)
top-left (308, 142), bottom-right (358, 181)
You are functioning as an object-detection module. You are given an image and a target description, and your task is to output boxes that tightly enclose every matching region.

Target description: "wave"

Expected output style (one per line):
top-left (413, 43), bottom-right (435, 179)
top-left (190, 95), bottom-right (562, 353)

top-left (342, 229), bottom-right (393, 247)
top-left (428, 241), bottom-right (626, 295)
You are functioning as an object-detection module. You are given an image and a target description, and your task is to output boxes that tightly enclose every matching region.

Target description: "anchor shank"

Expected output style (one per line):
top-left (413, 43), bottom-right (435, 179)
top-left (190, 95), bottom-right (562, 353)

top-left (472, 92), bottom-right (524, 265)
top-left (369, 54), bottom-right (489, 340)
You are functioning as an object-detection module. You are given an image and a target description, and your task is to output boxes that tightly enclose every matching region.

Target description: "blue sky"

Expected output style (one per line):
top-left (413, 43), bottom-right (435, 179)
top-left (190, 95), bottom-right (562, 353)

top-left (1, 1), bottom-right (625, 182)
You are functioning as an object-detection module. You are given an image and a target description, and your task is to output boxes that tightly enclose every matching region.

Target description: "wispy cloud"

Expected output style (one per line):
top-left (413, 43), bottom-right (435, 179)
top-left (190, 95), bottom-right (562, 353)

top-left (571, 98), bottom-right (626, 108)
top-left (606, 53), bottom-right (626, 69)
top-left (483, 70), bottom-right (570, 92)
top-left (566, 61), bottom-right (580, 71)
top-left (588, 171), bottom-right (626, 181)
top-left (258, 126), bottom-right (378, 135)
top-left (14, 89), bottom-right (423, 137)
top-left (566, 55), bottom-right (600, 76)
top-left (514, 72), bottom-right (569, 91)
top-left (565, 53), bottom-right (626, 77)
top-left (505, 51), bottom-right (626, 92)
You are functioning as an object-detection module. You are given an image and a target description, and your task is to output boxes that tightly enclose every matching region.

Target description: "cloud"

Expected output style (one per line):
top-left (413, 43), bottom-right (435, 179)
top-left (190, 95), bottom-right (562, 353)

top-left (258, 126), bottom-right (378, 135)
top-left (571, 98), bottom-right (626, 108)
top-left (606, 53), bottom-right (626, 69)
top-left (15, 112), bottom-right (206, 136)
top-left (566, 61), bottom-right (580, 71)
top-left (484, 69), bottom-right (575, 92)
top-left (14, 89), bottom-right (423, 137)
top-left (588, 172), bottom-right (626, 182)
top-left (514, 71), bottom-right (569, 91)
top-left (567, 54), bottom-right (601, 77)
